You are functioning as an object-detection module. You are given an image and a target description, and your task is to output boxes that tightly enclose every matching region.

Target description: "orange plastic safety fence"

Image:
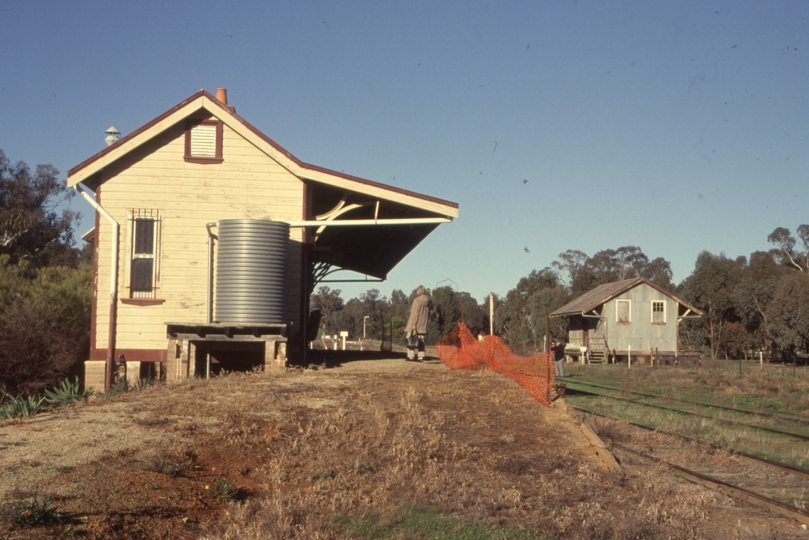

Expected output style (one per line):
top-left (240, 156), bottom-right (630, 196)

top-left (436, 322), bottom-right (555, 407)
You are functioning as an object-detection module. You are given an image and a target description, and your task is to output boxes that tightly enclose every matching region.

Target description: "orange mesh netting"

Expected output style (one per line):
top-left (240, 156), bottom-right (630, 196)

top-left (436, 322), bottom-right (555, 407)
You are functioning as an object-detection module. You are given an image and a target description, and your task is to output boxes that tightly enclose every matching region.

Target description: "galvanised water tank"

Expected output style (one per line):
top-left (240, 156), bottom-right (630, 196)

top-left (214, 219), bottom-right (289, 324)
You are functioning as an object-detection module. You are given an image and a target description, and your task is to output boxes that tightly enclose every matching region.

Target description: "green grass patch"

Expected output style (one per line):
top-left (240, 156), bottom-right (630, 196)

top-left (204, 476), bottom-right (240, 502)
top-left (334, 504), bottom-right (544, 539)
top-left (565, 362), bottom-right (809, 469)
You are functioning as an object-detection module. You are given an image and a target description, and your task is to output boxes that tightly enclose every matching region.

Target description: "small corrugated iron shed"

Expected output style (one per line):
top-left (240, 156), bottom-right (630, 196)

top-left (550, 277), bottom-right (701, 362)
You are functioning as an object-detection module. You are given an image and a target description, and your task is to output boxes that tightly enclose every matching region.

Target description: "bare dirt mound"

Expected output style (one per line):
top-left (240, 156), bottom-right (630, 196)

top-left (0, 359), bottom-right (804, 539)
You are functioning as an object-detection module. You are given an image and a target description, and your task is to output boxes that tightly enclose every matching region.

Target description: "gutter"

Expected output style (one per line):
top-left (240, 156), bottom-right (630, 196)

top-left (286, 217), bottom-right (452, 227)
top-left (74, 184), bottom-right (119, 390)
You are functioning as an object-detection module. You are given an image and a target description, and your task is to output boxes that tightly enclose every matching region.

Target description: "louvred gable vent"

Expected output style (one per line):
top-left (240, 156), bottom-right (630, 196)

top-left (190, 124), bottom-right (217, 157)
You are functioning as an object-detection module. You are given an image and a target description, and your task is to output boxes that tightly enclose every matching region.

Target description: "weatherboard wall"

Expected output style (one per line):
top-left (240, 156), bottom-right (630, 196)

top-left (92, 122), bottom-right (304, 357)
top-left (599, 284), bottom-right (678, 354)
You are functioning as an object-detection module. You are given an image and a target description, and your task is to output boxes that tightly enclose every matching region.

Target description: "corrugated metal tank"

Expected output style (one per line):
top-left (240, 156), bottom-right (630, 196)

top-left (214, 219), bottom-right (289, 324)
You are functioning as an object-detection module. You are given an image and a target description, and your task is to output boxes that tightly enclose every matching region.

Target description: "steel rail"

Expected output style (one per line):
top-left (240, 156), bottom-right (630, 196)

top-left (609, 441), bottom-right (809, 526)
top-left (567, 378), bottom-right (809, 426)
top-left (570, 405), bottom-right (809, 480)
top-left (567, 387), bottom-right (809, 442)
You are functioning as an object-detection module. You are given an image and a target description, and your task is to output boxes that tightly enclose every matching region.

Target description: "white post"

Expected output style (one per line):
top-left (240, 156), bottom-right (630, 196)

top-left (362, 315), bottom-right (369, 351)
top-left (628, 344), bottom-right (631, 369)
top-left (340, 331), bottom-right (348, 351)
top-left (760, 351), bottom-right (763, 370)
top-left (489, 293), bottom-right (494, 336)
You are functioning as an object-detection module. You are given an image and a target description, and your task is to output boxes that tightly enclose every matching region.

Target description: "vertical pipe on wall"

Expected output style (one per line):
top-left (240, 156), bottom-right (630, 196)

top-left (75, 184), bottom-right (119, 390)
top-left (205, 223), bottom-right (217, 324)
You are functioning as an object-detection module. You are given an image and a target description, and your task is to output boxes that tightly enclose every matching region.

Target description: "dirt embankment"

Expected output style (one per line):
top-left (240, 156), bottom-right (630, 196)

top-left (0, 358), bottom-right (805, 539)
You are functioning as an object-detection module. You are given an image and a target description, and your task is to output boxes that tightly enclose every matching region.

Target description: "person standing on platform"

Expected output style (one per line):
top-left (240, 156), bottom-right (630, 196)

top-left (406, 285), bottom-right (430, 361)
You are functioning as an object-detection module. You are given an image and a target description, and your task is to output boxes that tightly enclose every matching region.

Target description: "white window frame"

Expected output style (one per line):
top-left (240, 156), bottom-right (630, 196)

top-left (651, 300), bottom-right (666, 324)
top-left (128, 209), bottom-right (162, 299)
top-left (616, 299), bottom-right (631, 323)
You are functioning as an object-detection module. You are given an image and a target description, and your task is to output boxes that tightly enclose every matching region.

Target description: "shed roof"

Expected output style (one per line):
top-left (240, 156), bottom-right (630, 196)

top-left (68, 89), bottom-right (459, 279)
top-left (550, 277), bottom-right (702, 317)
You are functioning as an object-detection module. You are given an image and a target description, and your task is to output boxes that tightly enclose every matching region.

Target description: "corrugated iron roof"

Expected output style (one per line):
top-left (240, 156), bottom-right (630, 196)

top-left (550, 277), bottom-right (701, 317)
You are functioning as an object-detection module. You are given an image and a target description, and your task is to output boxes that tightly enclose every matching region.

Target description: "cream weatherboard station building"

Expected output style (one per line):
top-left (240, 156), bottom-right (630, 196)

top-left (68, 88), bottom-right (458, 389)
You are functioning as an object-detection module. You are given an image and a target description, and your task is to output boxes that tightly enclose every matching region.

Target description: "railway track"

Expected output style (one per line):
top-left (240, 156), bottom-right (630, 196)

top-left (568, 378), bottom-right (809, 426)
top-left (570, 404), bottom-right (809, 479)
top-left (571, 405), bottom-right (809, 526)
top-left (563, 380), bottom-right (809, 442)
top-left (568, 405), bottom-right (809, 525)
top-left (611, 442), bottom-right (809, 526)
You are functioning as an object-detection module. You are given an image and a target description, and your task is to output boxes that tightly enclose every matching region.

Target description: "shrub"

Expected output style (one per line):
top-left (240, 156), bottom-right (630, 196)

top-left (43, 376), bottom-right (93, 408)
top-left (0, 393), bottom-right (45, 420)
top-left (204, 476), bottom-right (240, 502)
top-left (102, 379), bottom-right (129, 397)
top-left (135, 377), bottom-right (155, 391)
top-left (0, 498), bottom-right (63, 527)
top-left (0, 261), bottom-right (91, 398)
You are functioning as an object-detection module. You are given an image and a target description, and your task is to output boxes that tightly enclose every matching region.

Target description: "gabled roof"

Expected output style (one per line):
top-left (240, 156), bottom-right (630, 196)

top-left (67, 89), bottom-right (458, 218)
top-left (68, 89), bottom-right (459, 280)
top-left (550, 277), bottom-right (702, 317)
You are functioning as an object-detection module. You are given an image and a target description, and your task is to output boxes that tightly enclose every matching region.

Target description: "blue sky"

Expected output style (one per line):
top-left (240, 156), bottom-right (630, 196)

top-left (2, 1), bottom-right (807, 303)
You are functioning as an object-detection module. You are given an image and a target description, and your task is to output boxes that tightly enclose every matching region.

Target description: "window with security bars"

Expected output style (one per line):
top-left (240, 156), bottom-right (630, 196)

top-left (129, 210), bottom-right (161, 298)
top-left (616, 300), bottom-right (631, 323)
top-left (652, 300), bottom-right (666, 324)
top-left (184, 120), bottom-right (223, 163)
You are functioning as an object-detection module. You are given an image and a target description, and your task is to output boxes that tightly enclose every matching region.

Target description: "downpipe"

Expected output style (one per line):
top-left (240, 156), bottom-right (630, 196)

top-left (205, 223), bottom-right (218, 324)
top-left (74, 184), bottom-right (119, 390)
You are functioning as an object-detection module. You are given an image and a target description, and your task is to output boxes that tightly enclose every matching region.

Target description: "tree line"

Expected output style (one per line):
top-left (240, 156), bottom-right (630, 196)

top-left (312, 236), bottom-right (809, 362)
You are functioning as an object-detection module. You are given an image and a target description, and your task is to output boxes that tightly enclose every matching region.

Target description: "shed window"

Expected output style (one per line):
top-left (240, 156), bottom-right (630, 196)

top-left (652, 301), bottom-right (666, 324)
top-left (616, 300), bottom-right (631, 323)
top-left (184, 120), bottom-right (223, 163)
top-left (129, 210), bottom-right (161, 298)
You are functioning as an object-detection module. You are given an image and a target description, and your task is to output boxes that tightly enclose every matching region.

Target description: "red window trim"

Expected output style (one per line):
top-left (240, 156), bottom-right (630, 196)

top-left (184, 120), bottom-right (223, 163)
top-left (90, 348), bottom-right (167, 362)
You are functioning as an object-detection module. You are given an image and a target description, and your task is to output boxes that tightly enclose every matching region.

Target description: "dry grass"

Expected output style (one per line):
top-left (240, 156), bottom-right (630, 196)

top-left (0, 361), bottom-right (806, 538)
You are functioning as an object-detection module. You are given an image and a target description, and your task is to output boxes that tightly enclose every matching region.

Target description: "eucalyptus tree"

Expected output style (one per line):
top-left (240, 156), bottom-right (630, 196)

top-left (552, 249), bottom-right (588, 288)
top-left (0, 150), bottom-right (79, 270)
top-left (497, 268), bottom-right (567, 353)
top-left (554, 247), bottom-right (672, 297)
top-left (734, 250), bottom-right (787, 356)
top-left (766, 271), bottom-right (809, 359)
top-left (767, 225), bottom-right (809, 272)
top-left (681, 251), bottom-right (744, 360)
top-left (310, 286), bottom-right (344, 332)
top-left (425, 286), bottom-right (460, 345)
